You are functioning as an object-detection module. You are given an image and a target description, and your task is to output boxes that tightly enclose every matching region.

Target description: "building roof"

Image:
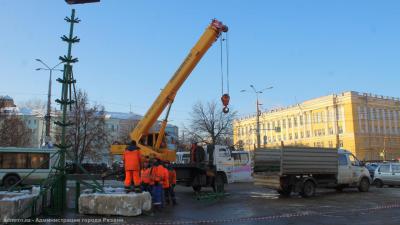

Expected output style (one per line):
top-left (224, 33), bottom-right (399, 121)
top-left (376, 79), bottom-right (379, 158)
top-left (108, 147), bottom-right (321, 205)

top-left (235, 90), bottom-right (400, 122)
top-left (0, 95), bottom-right (14, 100)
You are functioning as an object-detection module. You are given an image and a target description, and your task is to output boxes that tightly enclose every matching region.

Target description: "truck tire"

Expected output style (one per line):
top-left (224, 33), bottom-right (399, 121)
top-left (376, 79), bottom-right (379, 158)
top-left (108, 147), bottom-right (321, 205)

top-left (192, 185), bottom-right (202, 192)
top-left (358, 178), bottom-right (370, 192)
top-left (3, 174), bottom-right (20, 188)
top-left (375, 179), bottom-right (384, 188)
top-left (335, 186), bottom-right (344, 192)
top-left (277, 186), bottom-right (292, 196)
top-left (300, 180), bottom-right (316, 198)
top-left (213, 174), bottom-right (225, 193)
top-left (277, 189), bottom-right (291, 197)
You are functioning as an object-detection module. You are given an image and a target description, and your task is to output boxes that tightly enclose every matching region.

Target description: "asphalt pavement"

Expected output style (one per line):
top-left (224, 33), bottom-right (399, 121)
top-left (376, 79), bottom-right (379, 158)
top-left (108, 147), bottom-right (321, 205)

top-left (59, 182), bottom-right (400, 225)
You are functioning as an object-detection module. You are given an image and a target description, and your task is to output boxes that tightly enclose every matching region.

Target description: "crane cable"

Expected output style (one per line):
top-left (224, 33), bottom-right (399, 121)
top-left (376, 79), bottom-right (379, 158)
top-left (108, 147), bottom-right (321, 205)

top-left (226, 32), bottom-right (230, 94)
top-left (220, 32), bottom-right (230, 113)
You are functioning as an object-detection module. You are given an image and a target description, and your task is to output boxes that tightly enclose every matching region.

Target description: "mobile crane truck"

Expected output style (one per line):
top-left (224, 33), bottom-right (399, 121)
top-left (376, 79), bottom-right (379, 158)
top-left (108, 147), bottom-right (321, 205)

top-left (110, 19), bottom-right (229, 192)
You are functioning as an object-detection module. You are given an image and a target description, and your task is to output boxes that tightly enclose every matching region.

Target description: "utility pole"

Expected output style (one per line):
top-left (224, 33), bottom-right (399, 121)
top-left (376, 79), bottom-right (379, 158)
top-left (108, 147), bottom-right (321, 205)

top-left (241, 85), bottom-right (273, 150)
top-left (334, 95), bottom-right (340, 148)
top-left (36, 59), bottom-right (63, 146)
top-left (256, 94), bottom-right (261, 149)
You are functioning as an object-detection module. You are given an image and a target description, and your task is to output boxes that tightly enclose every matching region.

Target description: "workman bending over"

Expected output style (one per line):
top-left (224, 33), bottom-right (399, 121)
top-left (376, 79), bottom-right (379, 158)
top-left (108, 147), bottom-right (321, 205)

top-left (123, 140), bottom-right (142, 193)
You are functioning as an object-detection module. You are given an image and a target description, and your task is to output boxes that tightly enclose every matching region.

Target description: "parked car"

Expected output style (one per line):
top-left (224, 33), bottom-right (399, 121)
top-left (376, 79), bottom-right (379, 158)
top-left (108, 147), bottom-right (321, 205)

top-left (366, 163), bottom-right (379, 179)
top-left (373, 163), bottom-right (400, 187)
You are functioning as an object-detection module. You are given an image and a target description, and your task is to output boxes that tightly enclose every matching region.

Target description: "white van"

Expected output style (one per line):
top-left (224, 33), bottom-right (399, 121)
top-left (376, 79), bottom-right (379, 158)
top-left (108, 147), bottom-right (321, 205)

top-left (0, 147), bottom-right (58, 187)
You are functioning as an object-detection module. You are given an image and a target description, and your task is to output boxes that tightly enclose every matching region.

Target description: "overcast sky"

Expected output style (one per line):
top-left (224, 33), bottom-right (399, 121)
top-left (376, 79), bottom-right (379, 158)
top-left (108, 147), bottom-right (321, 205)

top-left (1, 0), bottom-right (400, 128)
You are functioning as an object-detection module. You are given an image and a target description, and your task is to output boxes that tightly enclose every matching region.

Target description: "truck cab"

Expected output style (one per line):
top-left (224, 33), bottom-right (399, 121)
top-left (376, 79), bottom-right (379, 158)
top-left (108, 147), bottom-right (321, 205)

top-left (174, 145), bottom-right (252, 192)
top-left (337, 149), bottom-right (372, 187)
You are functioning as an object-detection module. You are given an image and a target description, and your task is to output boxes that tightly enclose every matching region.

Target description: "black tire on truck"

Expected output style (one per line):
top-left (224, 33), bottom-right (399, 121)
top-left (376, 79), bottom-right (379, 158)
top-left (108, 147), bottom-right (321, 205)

top-left (335, 186), bottom-right (344, 192)
top-left (3, 174), bottom-right (20, 188)
top-left (277, 186), bottom-right (292, 196)
top-left (375, 179), bottom-right (384, 188)
top-left (300, 180), bottom-right (316, 198)
top-left (358, 178), bottom-right (370, 192)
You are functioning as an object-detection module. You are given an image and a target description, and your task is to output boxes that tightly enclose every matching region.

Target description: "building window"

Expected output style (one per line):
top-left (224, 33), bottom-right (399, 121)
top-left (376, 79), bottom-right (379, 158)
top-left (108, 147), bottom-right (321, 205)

top-left (300, 131), bottom-right (304, 138)
top-left (306, 130), bottom-right (310, 138)
top-left (338, 126), bottom-right (343, 134)
top-left (282, 119), bottom-right (286, 128)
top-left (339, 140), bottom-right (344, 147)
top-left (294, 117), bottom-right (297, 127)
top-left (300, 115), bottom-right (303, 126)
top-left (288, 119), bottom-right (292, 128)
top-left (289, 134), bottom-right (292, 140)
top-left (294, 133), bottom-right (298, 139)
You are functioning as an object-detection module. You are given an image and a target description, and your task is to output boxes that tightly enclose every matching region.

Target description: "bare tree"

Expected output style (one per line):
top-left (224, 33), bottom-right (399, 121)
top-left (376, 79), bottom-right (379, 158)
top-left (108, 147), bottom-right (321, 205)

top-left (0, 115), bottom-right (32, 147)
top-left (65, 90), bottom-right (109, 169)
top-left (18, 99), bottom-right (46, 113)
top-left (186, 101), bottom-right (237, 146)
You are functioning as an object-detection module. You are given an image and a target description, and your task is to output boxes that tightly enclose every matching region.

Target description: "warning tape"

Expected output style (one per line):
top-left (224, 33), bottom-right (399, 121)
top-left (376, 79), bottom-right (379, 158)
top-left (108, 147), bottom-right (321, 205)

top-left (133, 203), bottom-right (400, 225)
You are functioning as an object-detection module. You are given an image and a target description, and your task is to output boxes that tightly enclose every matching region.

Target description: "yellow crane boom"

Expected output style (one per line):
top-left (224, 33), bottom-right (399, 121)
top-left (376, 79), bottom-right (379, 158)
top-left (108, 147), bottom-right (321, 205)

top-left (110, 19), bottom-right (228, 161)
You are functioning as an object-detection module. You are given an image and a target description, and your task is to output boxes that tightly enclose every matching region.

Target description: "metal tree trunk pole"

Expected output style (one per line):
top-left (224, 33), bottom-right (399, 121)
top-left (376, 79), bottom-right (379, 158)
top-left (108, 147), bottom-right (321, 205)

top-left (54, 8), bottom-right (80, 212)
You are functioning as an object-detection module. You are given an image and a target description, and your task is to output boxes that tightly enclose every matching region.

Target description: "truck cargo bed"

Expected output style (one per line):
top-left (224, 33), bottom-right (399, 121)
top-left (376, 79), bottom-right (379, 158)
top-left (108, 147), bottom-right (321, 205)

top-left (254, 147), bottom-right (338, 175)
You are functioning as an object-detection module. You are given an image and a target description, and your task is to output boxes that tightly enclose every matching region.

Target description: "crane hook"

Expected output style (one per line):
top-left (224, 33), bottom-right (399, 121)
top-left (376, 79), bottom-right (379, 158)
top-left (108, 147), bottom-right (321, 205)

top-left (221, 93), bottom-right (230, 114)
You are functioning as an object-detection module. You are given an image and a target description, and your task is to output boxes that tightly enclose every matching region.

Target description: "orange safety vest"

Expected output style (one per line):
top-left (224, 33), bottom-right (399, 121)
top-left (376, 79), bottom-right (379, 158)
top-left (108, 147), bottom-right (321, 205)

top-left (123, 149), bottom-right (141, 171)
top-left (141, 168), bottom-right (151, 184)
top-left (149, 165), bottom-right (162, 185)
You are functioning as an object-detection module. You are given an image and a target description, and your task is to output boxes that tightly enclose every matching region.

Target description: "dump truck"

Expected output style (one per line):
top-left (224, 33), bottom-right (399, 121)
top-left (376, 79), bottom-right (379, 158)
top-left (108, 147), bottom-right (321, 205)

top-left (254, 147), bottom-right (371, 197)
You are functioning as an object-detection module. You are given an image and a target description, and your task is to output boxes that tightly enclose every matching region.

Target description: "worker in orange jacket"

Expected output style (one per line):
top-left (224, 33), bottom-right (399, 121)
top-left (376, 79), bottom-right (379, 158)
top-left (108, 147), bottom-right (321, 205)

top-left (160, 162), bottom-right (170, 207)
top-left (150, 159), bottom-right (164, 209)
top-left (141, 160), bottom-right (151, 192)
top-left (166, 164), bottom-right (177, 205)
top-left (123, 140), bottom-right (142, 193)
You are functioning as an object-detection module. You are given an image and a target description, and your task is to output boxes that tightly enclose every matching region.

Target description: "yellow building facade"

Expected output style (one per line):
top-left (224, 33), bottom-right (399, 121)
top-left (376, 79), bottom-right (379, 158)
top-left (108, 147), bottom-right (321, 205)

top-left (233, 91), bottom-right (400, 161)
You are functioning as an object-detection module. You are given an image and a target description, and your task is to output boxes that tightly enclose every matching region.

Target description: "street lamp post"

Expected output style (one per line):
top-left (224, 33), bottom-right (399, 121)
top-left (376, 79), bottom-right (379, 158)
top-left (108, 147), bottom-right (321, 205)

top-left (241, 85), bottom-right (273, 149)
top-left (36, 59), bottom-right (63, 146)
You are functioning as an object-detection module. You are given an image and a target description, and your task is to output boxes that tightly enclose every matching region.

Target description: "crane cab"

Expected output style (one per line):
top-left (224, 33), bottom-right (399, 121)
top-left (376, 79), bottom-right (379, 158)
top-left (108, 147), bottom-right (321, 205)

top-left (110, 132), bottom-right (176, 162)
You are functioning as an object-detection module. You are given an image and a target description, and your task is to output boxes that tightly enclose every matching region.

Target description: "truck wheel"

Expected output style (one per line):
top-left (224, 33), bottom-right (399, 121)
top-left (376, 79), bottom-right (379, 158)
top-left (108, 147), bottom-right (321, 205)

top-left (277, 186), bottom-right (291, 197)
top-left (192, 185), bottom-right (202, 192)
top-left (375, 179), bottom-right (384, 188)
top-left (3, 175), bottom-right (20, 188)
top-left (213, 174), bottom-right (225, 193)
top-left (335, 186), bottom-right (344, 192)
top-left (300, 180), bottom-right (316, 198)
top-left (358, 178), bottom-right (370, 192)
